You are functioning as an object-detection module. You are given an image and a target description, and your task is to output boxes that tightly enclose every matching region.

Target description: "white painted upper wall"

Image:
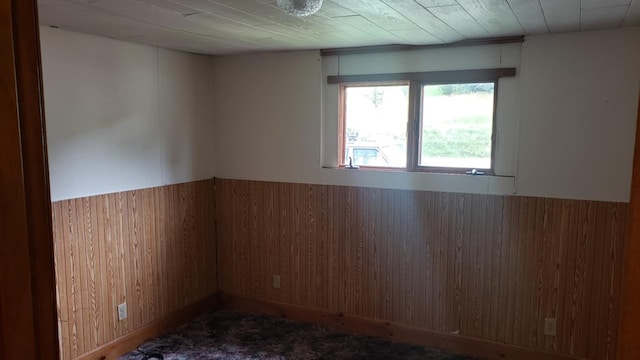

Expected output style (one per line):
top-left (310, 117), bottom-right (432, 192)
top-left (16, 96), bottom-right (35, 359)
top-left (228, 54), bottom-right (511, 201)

top-left (213, 27), bottom-right (640, 202)
top-left (41, 26), bottom-right (215, 201)
top-left (212, 51), bottom-right (324, 184)
top-left (41, 26), bottom-right (640, 202)
top-left (516, 28), bottom-right (640, 201)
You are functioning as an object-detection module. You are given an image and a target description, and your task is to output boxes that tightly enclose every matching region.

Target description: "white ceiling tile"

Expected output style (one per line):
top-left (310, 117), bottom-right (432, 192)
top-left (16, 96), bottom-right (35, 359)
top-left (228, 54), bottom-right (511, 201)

top-left (168, 0), bottom-right (272, 26)
top-left (40, 0), bottom-right (255, 53)
top-left (209, 0), bottom-right (374, 43)
top-left (623, 0), bottom-right (640, 26)
top-left (39, 1), bottom-right (153, 39)
top-left (413, 0), bottom-right (458, 6)
top-left (137, 0), bottom-right (198, 15)
top-left (61, 0), bottom-right (259, 49)
top-left (389, 28), bottom-right (443, 45)
top-left (456, 0), bottom-right (524, 36)
top-left (133, 30), bottom-right (246, 54)
top-left (581, 0), bottom-right (631, 10)
top-left (428, 4), bottom-right (491, 38)
top-left (185, 13), bottom-right (275, 41)
top-left (581, 4), bottom-right (628, 29)
top-left (507, 0), bottom-right (548, 34)
top-left (540, 0), bottom-right (581, 32)
top-left (243, 25), bottom-right (322, 47)
top-left (205, 0), bottom-right (309, 27)
top-left (330, 15), bottom-right (403, 43)
top-left (38, 0), bottom-right (637, 54)
top-left (318, 1), bottom-right (358, 17)
top-left (380, 0), bottom-right (463, 43)
top-left (97, 0), bottom-right (333, 49)
top-left (332, 0), bottom-right (418, 31)
top-left (88, 0), bottom-right (270, 44)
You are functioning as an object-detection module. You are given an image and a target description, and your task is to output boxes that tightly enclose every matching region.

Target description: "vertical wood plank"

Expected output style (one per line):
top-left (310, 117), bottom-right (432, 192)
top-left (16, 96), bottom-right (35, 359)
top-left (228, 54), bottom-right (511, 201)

top-left (112, 178), bottom-right (630, 360)
top-left (52, 180), bottom-right (217, 359)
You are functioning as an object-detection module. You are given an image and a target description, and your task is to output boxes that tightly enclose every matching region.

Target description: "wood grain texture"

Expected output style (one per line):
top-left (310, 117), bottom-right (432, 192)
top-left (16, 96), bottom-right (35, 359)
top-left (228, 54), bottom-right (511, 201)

top-left (52, 179), bottom-right (217, 360)
top-left (0, 0), bottom-right (59, 358)
top-left (617, 97), bottom-right (640, 360)
top-left (216, 178), bottom-right (628, 360)
top-left (0, 0), bottom-right (39, 357)
top-left (76, 295), bottom-right (220, 360)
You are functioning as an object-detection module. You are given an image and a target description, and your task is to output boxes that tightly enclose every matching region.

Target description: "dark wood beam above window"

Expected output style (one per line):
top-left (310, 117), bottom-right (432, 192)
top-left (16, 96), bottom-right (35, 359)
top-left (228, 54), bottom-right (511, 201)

top-left (327, 68), bottom-right (516, 85)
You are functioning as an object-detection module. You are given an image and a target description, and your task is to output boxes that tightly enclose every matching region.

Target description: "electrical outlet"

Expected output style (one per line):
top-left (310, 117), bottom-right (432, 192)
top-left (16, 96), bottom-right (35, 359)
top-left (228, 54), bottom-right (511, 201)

top-left (117, 302), bottom-right (127, 321)
top-left (272, 275), bottom-right (281, 289)
top-left (544, 318), bottom-right (556, 336)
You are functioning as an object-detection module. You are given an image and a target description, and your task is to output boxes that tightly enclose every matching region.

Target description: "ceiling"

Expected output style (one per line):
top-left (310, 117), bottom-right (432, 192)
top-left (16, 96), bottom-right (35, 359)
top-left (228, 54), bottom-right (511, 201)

top-left (37, 0), bottom-right (640, 55)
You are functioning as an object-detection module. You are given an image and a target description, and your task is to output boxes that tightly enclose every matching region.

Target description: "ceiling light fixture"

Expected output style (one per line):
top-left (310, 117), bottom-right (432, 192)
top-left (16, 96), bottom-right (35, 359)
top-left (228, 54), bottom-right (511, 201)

top-left (276, 0), bottom-right (323, 17)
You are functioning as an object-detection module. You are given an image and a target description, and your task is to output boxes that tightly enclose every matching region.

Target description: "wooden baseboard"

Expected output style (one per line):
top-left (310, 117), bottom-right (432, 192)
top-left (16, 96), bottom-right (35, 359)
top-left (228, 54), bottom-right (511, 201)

top-left (221, 294), bottom-right (584, 360)
top-left (77, 294), bottom-right (220, 360)
top-left (73, 293), bottom-right (584, 360)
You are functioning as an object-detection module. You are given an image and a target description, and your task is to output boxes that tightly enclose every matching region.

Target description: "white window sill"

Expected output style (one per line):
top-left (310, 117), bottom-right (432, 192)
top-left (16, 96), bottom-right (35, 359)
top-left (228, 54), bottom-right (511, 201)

top-left (319, 167), bottom-right (515, 195)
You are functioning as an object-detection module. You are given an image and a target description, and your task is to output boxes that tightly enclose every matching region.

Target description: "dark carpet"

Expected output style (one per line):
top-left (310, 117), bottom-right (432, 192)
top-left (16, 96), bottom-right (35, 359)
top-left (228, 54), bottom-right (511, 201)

top-left (119, 310), bottom-right (479, 360)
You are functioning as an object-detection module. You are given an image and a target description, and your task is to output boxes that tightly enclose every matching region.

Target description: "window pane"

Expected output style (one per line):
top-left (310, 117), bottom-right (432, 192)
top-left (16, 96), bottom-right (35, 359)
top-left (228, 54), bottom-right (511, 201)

top-left (420, 83), bottom-right (494, 169)
top-left (343, 85), bottom-right (408, 167)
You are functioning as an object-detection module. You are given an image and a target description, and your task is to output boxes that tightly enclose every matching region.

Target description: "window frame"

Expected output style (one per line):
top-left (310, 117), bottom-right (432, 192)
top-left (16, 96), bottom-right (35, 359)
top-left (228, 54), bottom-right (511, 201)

top-left (331, 68), bottom-right (515, 174)
top-left (338, 80), bottom-right (410, 171)
top-left (413, 79), bottom-right (499, 175)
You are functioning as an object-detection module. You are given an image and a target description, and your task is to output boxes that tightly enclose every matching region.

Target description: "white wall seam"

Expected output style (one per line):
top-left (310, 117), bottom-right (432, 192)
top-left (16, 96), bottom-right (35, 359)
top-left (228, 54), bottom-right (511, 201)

top-left (157, 46), bottom-right (165, 186)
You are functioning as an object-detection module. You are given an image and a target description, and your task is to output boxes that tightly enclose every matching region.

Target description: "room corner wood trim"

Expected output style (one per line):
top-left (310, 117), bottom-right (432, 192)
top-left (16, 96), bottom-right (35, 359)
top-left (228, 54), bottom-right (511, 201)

top-left (13, 0), bottom-right (60, 357)
top-left (617, 96), bottom-right (640, 359)
top-left (76, 294), bottom-right (220, 360)
top-left (0, 0), bottom-right (58, 359)
top-left (221, 295), bottom-right (583, 360)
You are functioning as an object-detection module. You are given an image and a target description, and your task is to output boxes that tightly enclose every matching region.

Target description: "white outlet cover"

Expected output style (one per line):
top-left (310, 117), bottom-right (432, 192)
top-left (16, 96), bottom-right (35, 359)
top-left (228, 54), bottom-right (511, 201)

top-left (118, 303), bottom-right (127, 321)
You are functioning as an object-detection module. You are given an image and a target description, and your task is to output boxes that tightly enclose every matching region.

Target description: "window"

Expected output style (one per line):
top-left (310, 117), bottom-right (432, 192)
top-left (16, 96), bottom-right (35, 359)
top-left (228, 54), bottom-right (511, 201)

top-left (419, 82), bottom-right (495, 170)
top-left (331, 68), bottom-right (515, 174)
top-left (341, 83), bottom-right (408, 168)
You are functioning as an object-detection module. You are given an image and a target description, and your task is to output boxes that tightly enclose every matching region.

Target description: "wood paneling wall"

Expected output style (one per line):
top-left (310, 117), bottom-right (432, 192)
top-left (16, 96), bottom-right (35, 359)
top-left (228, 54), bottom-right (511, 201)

top-left (216, 178), bottom-right (628, 360)
top-left (51, 179), bottom-right (216, 359)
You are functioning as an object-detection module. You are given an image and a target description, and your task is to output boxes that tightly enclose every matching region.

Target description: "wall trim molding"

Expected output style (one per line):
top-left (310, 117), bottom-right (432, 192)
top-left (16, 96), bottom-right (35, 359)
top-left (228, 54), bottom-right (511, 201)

top-left (617, 96), bottom-right (640, 359)
top-left (68, 291), bottom-right (588, 360)
top-left (77, 294), bottom-right (220, 360)
top-left (222, 294), bottom-right (584, 360)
